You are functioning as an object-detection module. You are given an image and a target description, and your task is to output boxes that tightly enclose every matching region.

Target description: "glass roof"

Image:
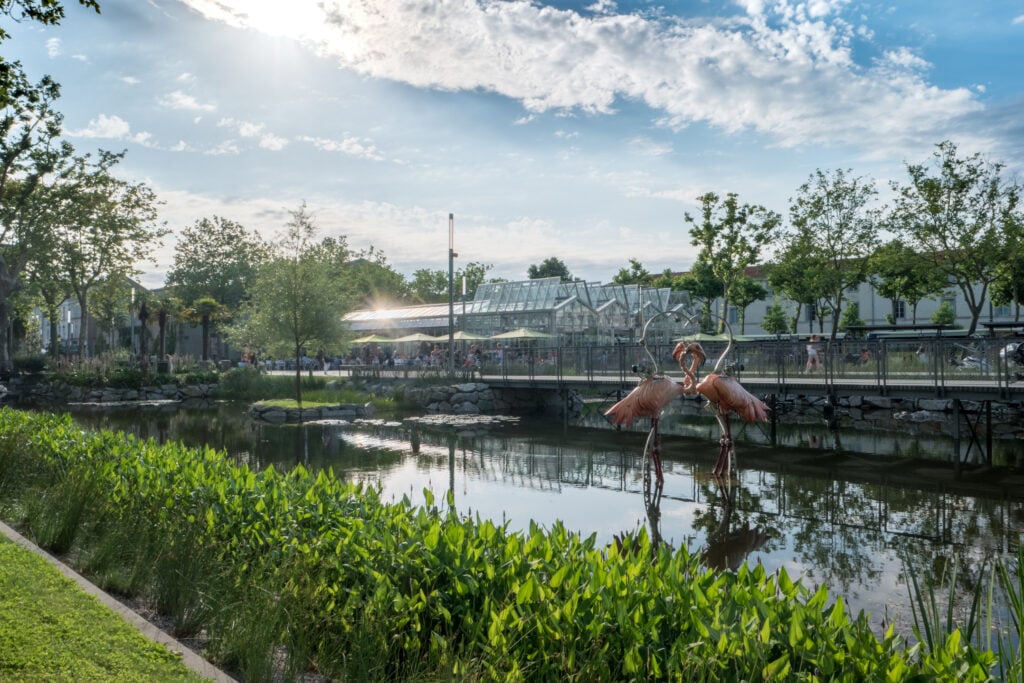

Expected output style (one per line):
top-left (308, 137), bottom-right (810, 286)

top-left (343, 278), bottom-right (693, 332)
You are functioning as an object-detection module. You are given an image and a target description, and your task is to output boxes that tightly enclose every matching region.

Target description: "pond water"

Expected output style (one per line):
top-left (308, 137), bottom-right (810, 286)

top-left (64, 401), bottom-right (1024, 638)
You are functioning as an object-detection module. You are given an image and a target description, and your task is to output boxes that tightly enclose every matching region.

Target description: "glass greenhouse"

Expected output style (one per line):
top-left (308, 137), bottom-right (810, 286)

top-left (343, 277), bottom-right (693, 345)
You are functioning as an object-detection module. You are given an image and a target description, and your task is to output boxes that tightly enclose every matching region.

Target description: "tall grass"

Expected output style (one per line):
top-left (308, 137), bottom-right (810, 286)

top-left (0, 408), bottom-right (1001, 681)
top-left (905, 547), bottom-right (1024, 682)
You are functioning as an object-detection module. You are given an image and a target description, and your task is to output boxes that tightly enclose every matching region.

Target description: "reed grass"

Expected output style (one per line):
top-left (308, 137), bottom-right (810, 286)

top-left (0, 408), bottom-right (1002, 681)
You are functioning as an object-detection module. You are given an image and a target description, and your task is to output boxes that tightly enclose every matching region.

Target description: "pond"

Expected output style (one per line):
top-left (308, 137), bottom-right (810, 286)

top-left (63, 400), bottom-right (1024, 638)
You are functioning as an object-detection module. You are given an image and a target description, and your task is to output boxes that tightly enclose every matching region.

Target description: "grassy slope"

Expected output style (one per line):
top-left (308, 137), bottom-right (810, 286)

top-left (0, 538), bottom-right (205, 682)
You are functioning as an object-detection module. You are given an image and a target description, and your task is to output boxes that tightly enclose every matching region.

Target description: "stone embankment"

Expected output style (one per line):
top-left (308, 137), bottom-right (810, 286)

top-left (402, 382), bottom-right (583, 417)
top-left (18, 380), bottom-right (216, 407)
top-left (247, 402), bottom-right (376, 424)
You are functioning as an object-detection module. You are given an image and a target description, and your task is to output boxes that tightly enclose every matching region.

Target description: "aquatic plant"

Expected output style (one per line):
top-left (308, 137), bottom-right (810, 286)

top-left (0, 408), bottom-right (998, 681)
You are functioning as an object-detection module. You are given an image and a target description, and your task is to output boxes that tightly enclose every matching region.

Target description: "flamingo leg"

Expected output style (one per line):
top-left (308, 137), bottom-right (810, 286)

top-left (712, 412), bottom-right (735, 478)
top-left (650, 416), bottom-right (664, 484)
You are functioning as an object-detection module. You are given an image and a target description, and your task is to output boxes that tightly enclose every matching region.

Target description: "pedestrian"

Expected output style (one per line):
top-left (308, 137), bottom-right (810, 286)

top-left (805, 335), bottom-right (821, 372)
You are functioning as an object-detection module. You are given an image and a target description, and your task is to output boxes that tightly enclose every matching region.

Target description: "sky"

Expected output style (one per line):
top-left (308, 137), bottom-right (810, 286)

top-left (3, 0), bottom-right (1023, 290)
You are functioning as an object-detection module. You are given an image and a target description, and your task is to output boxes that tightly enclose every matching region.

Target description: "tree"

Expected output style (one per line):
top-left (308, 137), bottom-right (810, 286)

top-left (838, 301), bottom-right (865, 332)
top-left (339, 246), bottom-right (410, 308)
top-left (729, 276), bottom-right (768, 334)
top-left (231, 204), bottom-right (348, 407)
top-left (611, 258), bottom-right (652, 286)
top-left (527, 256), bottom-right (573, 282)
top-left (787, 169), bottom-right (881, 340)
top-left (761, 302), bottom-right (791, 336)
top-left (684, 192), bottom-right (780, 333)
top-left (766, 232), bottom-right (831, 334)
top-left (166, 216), bottom-right (268, 311)
top-left (52, 151), bottom-right (165, 358)
top-left (0, 1), bottom-right (100, 107)
top-left (408, 261), bottom-right (493, 303)
top-left (869, 239), bottom-right (947, 324)
top-left (930, 301), bottom-right (958, 328)
top-left (675, 261), bottom-right (724, 332)
top-left (0, 72), bottom-right (74, 369)
top-left (181, 297), bottom-right (229, 362)
top-left (891, 140), bottom-right (1022, 336)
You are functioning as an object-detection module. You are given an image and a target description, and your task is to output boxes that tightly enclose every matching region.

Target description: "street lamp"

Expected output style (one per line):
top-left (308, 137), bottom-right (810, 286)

top-left (447, 213), bottom-right (457, 376)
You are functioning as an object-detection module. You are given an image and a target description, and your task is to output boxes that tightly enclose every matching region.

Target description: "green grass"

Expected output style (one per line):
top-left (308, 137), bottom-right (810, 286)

top-left (0, 537), bottom-right (206, 682)
top-left (255, 398), bottom-right (340, 409)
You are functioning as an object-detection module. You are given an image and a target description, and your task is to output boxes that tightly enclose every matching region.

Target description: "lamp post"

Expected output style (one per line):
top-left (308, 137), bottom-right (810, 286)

top-left (447, 213), bottom-right (457, 376)
top-left (130, 287), bottom-right (135, 360)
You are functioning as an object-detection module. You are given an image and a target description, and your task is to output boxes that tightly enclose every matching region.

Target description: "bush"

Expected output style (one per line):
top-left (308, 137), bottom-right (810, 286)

top-left (12, 354), bottom-right (48, 375)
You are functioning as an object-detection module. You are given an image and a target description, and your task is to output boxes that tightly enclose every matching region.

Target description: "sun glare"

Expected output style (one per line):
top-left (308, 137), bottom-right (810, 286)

top-left (237, 0), bottom-right (328, 42)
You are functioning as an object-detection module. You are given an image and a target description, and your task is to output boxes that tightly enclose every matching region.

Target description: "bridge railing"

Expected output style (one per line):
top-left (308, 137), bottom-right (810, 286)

top-left (477, 336), bottom-right (1023, 396)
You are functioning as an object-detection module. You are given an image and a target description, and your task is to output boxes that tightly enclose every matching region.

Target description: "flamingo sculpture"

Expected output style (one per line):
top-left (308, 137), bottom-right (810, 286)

top-left (604, 306), bottom-right (693, 484)
top-left (673, 340), bottom-right (769, 478)
top-left (605, 374), bottom-right (686, 483)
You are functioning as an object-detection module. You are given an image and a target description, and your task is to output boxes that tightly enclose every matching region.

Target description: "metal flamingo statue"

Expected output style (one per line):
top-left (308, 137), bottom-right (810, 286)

top-left (604, 306), bottom-right (691, 483)
top-left (674, 322), bottom-right (769, 478)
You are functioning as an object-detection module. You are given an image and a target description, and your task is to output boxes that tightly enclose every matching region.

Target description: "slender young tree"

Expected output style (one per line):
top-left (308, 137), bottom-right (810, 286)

top-left (891, 140), bottom-right (1022, 335)
top-left (685, 192), bottom-right (780, 333)
top-left (787, 169), bottom-right (882, 340)
top-left (231, 204), bottom-right (348, 407)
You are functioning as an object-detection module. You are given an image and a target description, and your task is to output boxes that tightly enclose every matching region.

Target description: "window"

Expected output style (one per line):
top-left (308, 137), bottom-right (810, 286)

top-left (728, 307), bottom-right (738, 324)
top-left (994, 303), bottom-right (1011, 317)
top-left (895, 300), bottom-right (906, 319)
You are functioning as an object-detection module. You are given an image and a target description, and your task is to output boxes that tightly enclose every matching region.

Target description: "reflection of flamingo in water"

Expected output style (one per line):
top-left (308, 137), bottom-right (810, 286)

top-left (674, 339), bottom-right (769, 478)
top-left (701, 479), bottom-right (769, 571)
top-left (604, 375), bottom-right (685, 483)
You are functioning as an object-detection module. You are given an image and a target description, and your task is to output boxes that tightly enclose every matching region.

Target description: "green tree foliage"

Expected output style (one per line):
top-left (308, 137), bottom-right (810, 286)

top-left (231, 204), bottom-right (349, 406)
top-left (761, 302), bottom-right (791, 336)
top-left (729, 276), bottom-right (768, 334)
top-left (611, 258), bottom-right (652, 285)
top-left (892, 140), bottom-right (1022, 335)
top-left (166, 215), bottom-right (268, 312)
top-left (180, 296), bottom-right (228, 362)
top-left (52, 151), bottom-right (165, 358)
top-left (0, 1), bottom-right (100, 107)
top-left (527, 256), bottom-right (573, 282)
top-left (787, 169), bottom-right (881, 340)
top-left (0, 72), bottom-right (74, 369)
top-left (685, 192), bottom-right (780, 333)
top-left (838, 301), bottom-right (865, 331)
top-left (930, 300), bottom-right (958, 327)
top-left (674, 261), bottom-right (724, 332)
top-left (869, 239), bottom-right (947, 324)
top-left (408, 261), bottom-right (493, 304)
top-left (339, 246), bottom-right (410, 308)
top-left (767, 232), bottom-right (831, 334)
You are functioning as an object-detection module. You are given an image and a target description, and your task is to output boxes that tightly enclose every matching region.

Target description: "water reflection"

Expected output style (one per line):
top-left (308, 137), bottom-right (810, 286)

top-left (62, 402), bottom-right (1024, 634)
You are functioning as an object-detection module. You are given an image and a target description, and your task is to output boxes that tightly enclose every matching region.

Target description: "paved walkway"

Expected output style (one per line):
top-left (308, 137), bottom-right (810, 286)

top-left (0, 520), bottom-right (236, 682)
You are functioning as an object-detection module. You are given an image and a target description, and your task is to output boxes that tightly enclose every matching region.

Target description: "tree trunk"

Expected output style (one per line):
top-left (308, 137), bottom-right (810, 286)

top-left (201, 315), bottom-right (210, 361)
top-left (293, 349), bottom-right (303, 409)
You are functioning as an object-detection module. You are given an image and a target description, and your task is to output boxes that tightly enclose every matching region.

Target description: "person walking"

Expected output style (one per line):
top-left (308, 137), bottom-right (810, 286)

top-left (805, 335), bottom-right (821, 373)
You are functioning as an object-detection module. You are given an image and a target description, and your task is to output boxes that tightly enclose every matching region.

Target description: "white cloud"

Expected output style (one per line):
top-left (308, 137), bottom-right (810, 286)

top-left (298, 134), bottom-right (383, 161)
top-left (205, 140), bottom-right (241, 155)
top-left (259, 133), bottom-right (289, 151)
top-left (178, 0), bottom-right (983, 152)
top-left (45, 37), bottom-right (61, 58)
top-left (120, 76), bottom-right (141, 85)
top-left (177, 72), bottom-right (196, 83)
top-left (158, 90), bottom-right (215, 111)
top-left (1013, 15), bottom-right (1024, 25)
top-left (65, 113), bottom-right (153, 146)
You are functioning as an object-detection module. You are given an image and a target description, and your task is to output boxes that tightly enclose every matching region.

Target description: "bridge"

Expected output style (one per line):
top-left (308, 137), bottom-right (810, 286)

top-left (344, 335), bottom-right (1023, 464)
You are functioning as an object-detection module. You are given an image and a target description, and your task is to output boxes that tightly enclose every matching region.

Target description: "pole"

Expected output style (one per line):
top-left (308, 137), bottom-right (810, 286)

top-left (448, 213), bottom-right (456, 376)
top-left (130, 287), bottom-right (135, 360)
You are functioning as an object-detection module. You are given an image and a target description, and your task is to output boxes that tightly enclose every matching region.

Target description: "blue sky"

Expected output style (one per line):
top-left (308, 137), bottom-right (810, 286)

top-left (3, 0), bottom-right (1023, 289)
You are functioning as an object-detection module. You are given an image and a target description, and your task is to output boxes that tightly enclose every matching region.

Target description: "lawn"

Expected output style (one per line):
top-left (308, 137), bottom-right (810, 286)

top-left (0, 537), bottom-right (207, 682)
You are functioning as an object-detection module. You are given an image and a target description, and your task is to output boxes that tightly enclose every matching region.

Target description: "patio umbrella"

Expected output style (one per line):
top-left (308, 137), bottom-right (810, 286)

top-left (672, 332), bottom-right (729, 343)
top-left (450, 330), bottom-right (490, 341)
top-left (392, 332), bottom-right (442, 343)
top-left (491, 327), bottom-right (557, 340)
top-left (350, 334), bottom-right (394, 344)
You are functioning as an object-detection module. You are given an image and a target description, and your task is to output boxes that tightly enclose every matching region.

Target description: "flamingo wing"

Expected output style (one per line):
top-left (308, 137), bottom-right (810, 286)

top-left (697, 374), bottom-right (769, 423)
top-left (605, 376), bottom-right (685, 426)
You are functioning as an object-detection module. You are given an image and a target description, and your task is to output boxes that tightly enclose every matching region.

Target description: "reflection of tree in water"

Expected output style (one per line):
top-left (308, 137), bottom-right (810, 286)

top-left (775, 476), bottom-right (884, 597)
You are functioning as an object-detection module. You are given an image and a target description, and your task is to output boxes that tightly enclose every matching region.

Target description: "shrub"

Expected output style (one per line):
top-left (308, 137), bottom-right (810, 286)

top-left (12, 354), bottom-right (48, 375)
